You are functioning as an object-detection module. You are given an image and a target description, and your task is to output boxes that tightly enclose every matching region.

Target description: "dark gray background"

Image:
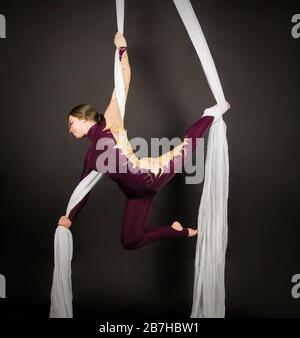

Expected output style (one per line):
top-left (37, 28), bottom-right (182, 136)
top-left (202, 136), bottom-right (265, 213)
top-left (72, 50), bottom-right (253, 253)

top-left (0, 0), bottom-right (299, 318)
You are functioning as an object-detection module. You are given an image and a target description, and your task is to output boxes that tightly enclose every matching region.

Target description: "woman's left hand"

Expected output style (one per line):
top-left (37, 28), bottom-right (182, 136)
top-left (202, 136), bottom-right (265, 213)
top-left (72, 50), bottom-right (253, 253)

top-left (114, 32), bottom-right (127, 48)
top-left (58, 215), bottom-right (72, 229)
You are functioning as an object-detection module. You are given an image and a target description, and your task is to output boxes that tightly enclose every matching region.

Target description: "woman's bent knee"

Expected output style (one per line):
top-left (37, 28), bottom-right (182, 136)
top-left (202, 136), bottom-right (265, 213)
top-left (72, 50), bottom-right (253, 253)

top-left (121, 236), bottom-right (142, 250)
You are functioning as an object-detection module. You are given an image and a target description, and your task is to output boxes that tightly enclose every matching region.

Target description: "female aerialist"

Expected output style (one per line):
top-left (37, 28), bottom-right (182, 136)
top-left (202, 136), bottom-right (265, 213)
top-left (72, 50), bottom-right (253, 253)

top-left (57, 32), bottom-right (230, 250)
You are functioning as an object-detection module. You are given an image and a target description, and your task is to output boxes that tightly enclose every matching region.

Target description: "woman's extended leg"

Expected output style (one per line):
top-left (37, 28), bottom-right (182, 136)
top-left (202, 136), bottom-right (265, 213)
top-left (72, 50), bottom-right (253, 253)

top-left (150, 115), bottom-right (215, 192)
top-left (121, 191), bottom-right (189, 250)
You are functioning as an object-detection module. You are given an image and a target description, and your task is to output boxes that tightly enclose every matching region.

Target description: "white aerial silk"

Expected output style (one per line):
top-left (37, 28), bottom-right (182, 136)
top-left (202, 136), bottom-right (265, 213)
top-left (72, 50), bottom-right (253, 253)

top-left (50, 0), bottom-right (229, 318)
top-left (49, 226), bottom-right (73, 318)
top-left (172, 0), bottom-right (229, 318)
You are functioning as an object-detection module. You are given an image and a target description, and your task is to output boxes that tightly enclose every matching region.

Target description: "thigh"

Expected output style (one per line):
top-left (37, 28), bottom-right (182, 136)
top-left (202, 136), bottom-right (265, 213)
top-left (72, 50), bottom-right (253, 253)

top-left (152, 116), bottom-right (215, 191)
top-left (148, 153), bottom-right (184, 193)
top-left (121, 192), bottom-right (157, 240)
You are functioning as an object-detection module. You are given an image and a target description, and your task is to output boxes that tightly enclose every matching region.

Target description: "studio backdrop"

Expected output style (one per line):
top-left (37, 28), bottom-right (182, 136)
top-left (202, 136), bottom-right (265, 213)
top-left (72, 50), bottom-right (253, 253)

top-left (0, 0), bottom-right (300, 318)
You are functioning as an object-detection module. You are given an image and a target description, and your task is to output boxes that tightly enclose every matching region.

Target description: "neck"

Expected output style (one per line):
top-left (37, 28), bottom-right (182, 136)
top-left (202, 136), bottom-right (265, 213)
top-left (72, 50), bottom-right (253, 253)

top-left (86, 122), bottom-right (97, 135)
top-left (86, 121), bottom-right (100, 142)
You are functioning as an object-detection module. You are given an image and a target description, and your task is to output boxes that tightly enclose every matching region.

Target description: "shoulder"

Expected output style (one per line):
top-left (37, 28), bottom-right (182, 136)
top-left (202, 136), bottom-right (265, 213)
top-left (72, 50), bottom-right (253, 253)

top-left (103, 115), bottom-right (125, 133)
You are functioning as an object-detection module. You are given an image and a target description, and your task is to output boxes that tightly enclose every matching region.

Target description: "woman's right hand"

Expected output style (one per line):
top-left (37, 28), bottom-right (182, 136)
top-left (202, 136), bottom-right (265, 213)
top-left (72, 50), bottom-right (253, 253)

top-left (114, 32), bottom-right (127, 48)
top-left (58, 215), bottom-right (72, 229)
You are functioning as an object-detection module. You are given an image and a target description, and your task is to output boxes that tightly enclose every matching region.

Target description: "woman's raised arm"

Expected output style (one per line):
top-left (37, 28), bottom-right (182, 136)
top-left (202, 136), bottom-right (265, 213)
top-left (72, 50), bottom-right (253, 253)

top-left (104, 32), bottom-right (131, 132)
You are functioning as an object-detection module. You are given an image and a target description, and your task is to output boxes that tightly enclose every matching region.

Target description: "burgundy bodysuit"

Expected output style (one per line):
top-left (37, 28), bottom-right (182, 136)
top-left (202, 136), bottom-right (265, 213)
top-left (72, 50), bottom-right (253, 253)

top-left (68, 115), bottom-right (214, 250)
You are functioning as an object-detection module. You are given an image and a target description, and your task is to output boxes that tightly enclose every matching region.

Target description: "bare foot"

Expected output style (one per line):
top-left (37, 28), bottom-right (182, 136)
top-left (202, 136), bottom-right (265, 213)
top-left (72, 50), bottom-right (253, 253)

top-left (187, 228), bottom-right (198, 237)
top-left (171, 221), bottom-right (183, 231)
top-left (171, 221), bottom-right (198, 238)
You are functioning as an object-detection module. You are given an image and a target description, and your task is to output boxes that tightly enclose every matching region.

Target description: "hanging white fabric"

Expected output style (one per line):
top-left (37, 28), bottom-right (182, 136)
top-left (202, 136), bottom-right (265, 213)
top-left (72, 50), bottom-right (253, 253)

top-left (173, 0), bottom-right (229, 318)
top-left (49, 226), bottom-right (73, 318)
top-left (49, 0), bottom-right (126, 318)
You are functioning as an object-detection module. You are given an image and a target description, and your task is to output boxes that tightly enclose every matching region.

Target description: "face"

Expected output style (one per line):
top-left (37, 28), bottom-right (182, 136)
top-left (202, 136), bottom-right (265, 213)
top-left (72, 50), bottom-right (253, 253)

top-left (68, 115), bottom-right (87, 139)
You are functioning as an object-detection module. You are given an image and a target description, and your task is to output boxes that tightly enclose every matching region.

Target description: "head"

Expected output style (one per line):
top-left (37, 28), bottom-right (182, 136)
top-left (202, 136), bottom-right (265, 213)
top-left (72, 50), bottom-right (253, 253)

top-left (68, 104), bottom-right (104, 139)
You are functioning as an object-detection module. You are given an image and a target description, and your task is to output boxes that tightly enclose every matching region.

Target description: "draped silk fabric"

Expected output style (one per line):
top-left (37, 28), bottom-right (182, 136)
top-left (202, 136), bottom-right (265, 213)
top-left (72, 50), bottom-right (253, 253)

top-left (172, 0), bottom-right (229, 318)
top-left (50, 0), bottom-right (229, 318)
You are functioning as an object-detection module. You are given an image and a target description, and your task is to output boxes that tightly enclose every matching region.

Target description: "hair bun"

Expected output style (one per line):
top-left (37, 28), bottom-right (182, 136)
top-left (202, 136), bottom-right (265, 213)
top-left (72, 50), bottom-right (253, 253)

top-left (96, 112), bottom-right (103, 123)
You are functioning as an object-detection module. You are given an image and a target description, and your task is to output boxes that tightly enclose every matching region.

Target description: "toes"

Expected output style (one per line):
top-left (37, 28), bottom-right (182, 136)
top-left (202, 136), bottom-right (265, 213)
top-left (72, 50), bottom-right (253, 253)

top-left (188, 228), bottom-right (198, 237)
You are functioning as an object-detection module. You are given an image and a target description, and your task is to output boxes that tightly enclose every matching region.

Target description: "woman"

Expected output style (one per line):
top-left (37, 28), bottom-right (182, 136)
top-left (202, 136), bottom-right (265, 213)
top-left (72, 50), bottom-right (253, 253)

top-left (58, 32), bottom-right (230, 250)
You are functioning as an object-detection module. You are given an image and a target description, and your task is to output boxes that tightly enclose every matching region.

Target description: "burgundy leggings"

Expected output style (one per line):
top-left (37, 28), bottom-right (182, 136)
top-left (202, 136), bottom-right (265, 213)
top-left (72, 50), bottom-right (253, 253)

top-left (120, 115), bottom-right (214, 250)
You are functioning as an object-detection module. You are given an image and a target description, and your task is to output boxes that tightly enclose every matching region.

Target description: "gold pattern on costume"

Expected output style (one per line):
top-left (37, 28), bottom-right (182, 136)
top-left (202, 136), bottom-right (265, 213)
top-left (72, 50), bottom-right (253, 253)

top-left (104, 123), bottom-right (190, 178)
